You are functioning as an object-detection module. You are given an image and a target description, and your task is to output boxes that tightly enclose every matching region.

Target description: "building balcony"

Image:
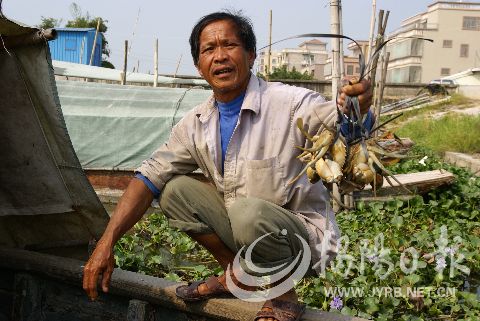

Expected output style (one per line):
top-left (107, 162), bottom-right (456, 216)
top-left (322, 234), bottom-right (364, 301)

top-left (390, 23), bottom-right (438, 38)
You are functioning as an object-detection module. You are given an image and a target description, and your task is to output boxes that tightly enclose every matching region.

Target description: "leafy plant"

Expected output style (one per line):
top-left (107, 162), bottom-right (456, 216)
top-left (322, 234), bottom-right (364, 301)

top-left (296, 147), bottom-right (480, 320)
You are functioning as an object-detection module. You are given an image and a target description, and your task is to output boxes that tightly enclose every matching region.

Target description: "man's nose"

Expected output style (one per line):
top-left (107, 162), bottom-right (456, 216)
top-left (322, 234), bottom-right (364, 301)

top-left (213, 46), bottom-right (228, 63)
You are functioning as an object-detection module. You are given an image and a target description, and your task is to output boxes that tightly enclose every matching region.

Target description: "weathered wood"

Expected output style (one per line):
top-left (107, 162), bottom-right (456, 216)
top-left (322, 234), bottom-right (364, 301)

top-left (127, 300), bottom-right (154, 321)
top-left (12, 274), bottom-right (43, 321)
top-left (0, 248), bottom-right (367, 321)
top-left (356, 170), bottom-right (455, 198)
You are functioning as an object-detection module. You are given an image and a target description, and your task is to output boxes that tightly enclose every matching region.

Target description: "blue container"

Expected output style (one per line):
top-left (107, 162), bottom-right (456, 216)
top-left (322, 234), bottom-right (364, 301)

top-left (48, 28), bottom-right (103, 66)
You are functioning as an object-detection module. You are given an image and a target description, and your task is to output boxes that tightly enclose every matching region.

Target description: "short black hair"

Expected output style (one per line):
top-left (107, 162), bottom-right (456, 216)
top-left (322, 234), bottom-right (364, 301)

top-left (189, 10), bottom-right (257, 66)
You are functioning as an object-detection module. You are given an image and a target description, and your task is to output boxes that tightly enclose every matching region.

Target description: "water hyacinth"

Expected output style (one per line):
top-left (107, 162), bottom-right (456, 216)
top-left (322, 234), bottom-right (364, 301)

top-left (435, 256), bottom-right (447, 271)
top-left (330, 296), bottom-right (343, 310)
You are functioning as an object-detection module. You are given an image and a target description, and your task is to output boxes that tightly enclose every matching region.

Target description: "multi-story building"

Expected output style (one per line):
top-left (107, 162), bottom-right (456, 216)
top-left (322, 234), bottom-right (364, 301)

top-left (386, 1), bottom-right (480, 83)
top-left (257, 39), bottom-right (328, 80)
top-left (324, 40), bottom-right (370, 80)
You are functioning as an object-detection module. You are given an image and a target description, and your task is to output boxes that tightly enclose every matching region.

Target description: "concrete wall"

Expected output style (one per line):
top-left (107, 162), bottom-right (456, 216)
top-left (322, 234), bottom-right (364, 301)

top-left (274, 79), bottom-right (428, 100)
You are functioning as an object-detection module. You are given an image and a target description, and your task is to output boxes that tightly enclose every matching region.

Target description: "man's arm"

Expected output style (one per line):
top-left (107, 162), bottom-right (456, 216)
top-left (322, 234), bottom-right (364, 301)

top-left (82, 178), bottom-right (154, 300)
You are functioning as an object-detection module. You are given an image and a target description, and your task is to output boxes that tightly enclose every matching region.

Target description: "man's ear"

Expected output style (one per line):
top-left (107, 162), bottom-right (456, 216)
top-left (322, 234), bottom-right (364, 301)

top-left (248, 51), bottom-right (256, 69)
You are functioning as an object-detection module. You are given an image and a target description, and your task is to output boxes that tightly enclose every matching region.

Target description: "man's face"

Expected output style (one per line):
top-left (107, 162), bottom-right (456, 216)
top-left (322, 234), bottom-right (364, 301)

top-left (196, 19), bottom-right (255, 103)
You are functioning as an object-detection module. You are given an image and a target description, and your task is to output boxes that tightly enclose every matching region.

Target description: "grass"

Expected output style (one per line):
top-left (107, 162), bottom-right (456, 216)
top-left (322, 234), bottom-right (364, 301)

top-left (397, 113), bottom-right (480, 154)
top-left (380, 94), bottom-right (473, 125)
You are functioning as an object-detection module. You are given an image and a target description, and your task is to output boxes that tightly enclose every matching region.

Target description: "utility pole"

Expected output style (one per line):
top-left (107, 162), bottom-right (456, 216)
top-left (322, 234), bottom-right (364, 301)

top-left (89, 18), bottom-right (100, 66)
top-left (330, 0), bottom-right (342, 212)
top-left (154, 38), bottom-right (158, 87)
top-left (330, 0), bottom-right (341, 98)
top-left (266, 9), bottom-right (273, 81)
top-left (338, 2), bottom-right (345, 78)
top-left (121, 40), bottom-right (128, 85)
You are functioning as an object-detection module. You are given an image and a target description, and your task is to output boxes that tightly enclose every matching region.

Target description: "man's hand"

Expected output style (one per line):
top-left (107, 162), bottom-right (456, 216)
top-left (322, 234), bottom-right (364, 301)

top-left (82, 238), bottom-right (115, 301)
top-left (337, 78), bottom-right (372, 115)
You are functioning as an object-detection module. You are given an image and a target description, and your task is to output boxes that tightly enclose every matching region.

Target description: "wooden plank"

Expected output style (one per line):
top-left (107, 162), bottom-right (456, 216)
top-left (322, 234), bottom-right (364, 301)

top-left (356, 170), bottom-right (455, 198)
top-left (0, 248), bottom-right (367, 321)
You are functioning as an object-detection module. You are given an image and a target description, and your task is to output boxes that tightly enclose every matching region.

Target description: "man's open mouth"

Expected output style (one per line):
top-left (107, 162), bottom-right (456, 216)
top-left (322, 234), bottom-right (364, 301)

top-left (214, 67), bottom-right (233, 75)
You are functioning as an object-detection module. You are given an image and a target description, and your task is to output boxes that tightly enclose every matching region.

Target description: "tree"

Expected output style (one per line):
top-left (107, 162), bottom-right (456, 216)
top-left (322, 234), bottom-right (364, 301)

top-left (37, 16), bottom-right (62, 29)
top-left (37, 3), bottom-right (114, 68)
top-left (66, 3), bottom-right (110, 58)
top-left (268, 66), bottom-right (314, 80)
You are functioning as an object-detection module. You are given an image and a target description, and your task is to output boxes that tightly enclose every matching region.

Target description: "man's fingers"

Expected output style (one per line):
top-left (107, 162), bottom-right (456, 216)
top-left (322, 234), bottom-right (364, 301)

top-left (83, 263), bottom-right (100, 300)
top-left (101, 263), bottom-right (114, 293)
top-left (341, 78), bottom-right (371, 96)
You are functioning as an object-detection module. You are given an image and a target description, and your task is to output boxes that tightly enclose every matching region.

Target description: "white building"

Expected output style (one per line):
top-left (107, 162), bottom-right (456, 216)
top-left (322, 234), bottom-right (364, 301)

top-left (386, 1), bottom-right (480, 83)
top-left (257, 39), bottom-right (328, 80)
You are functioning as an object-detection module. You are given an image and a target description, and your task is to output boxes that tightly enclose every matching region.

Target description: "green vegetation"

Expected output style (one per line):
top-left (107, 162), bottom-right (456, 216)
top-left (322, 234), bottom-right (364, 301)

top-left (297, 147), bottom-right (480, 320)
top-left (115, 147), bottom-right (480, 320)
top-left (397, 114), bottom-right (480, 154)
top-left (262, 65), bottom-right (314, 80)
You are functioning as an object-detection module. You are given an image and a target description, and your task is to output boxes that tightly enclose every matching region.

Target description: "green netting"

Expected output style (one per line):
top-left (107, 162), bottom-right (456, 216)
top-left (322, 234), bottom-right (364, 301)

top-left (58, 80), bottom-right (212, 170)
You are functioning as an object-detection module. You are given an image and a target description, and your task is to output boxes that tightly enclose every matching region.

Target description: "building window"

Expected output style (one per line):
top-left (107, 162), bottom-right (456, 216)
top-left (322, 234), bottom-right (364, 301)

top-left (355, 67), bottom-right (360, 74)
top-left (272, 59), bottom-right (277, 64)
top-left (65, 39), bottom-right (76, 51)
top-left (261, 58), bottom-right (264, 65)
top-left (441, 68), bottom-right (450, 76)
top-left (346, 65), bottom-right (354, 75)
top-left (443, 40), bottom-right (452, 48)
top-left (462, 16), bottom-right (480, 30)
top-left (460, 44), bottom-right (469, 57)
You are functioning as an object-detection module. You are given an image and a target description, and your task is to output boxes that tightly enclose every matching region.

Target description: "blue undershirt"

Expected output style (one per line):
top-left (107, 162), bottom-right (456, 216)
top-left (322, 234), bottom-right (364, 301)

top-left (216, 92), bottom-right (245, 172)
top-left (137, 93), bottom-right (374, 198)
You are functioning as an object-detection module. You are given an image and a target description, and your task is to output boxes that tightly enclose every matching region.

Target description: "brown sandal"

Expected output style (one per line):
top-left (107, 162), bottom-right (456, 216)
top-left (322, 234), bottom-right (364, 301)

top-left (175, 275), bottom-right (231, 301)
top-left (254, 299), bottom-right (306, 321)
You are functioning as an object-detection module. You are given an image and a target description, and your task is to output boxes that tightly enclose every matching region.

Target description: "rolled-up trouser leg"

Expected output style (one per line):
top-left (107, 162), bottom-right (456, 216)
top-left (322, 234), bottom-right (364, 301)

top-left (159, 175), bottom-right (236, 253)
top-left (227, 197), bottom-right (310, 274)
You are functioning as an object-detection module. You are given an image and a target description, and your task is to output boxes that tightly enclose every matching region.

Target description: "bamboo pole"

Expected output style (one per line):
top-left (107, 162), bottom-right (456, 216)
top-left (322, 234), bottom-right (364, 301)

top-left (367, 0), bottom-right (377, 63)
top-left (154, 38), bottom-right (158, 87)
top-left (174, 54), bottom-right (183, 78)
top-left (266, 9), bottom-right (273, 81)
top-left (375, 51), bottom-right (390, 128)
top-left (121, 40), bottom-right (128, 85)
top-left (89, 18), bottom-right (100, 66)
top-left (370, 10), bottom-right (389, 91)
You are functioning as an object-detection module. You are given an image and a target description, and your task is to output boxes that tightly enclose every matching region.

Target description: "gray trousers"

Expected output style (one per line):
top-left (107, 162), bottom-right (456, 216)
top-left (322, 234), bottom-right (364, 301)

top-left (159, 175), bottom-right (310, 270)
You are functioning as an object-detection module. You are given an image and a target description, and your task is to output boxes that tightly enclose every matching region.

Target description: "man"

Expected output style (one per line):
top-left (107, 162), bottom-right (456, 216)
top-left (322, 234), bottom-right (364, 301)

top-left (83, 11), bottom-right (372, 321)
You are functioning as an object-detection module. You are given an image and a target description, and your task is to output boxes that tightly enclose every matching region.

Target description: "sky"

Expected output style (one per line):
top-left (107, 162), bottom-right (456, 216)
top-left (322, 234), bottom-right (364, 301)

top-left (2, 0), bottom-right (437, 76)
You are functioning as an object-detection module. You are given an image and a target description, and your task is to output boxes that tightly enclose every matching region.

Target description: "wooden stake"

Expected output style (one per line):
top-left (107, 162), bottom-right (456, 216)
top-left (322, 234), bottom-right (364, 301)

top-left (375, 51), bottom-right (390, 129)
top-left (122, 40), bottom-right (128, 85)
top-left (266, 9), bottom-right (273, 81)
top-left (174, 54), bottom-right (182, 78)
top-left (89, 18), bottom-right (100, 66)
top-left (154, 38), bottom-right (158, 87)
top-left (367, 0), bottom-right (377, 63)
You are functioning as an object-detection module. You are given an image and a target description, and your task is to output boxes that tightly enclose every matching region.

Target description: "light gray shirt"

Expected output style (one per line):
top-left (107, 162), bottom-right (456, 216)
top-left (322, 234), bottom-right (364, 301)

top-left (136, 73), bottom-right (340, 271)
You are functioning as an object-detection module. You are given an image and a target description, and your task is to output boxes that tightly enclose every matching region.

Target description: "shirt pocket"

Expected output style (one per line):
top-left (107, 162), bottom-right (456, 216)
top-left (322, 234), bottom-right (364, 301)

top-left (245, 156), bottom-right (287, 205)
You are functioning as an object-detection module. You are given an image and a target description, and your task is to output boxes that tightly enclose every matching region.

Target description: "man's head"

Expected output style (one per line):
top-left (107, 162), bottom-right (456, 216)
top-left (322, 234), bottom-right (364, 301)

top-left (189, 11), bottom-right (257, 102)
top-left (189, 11), bottom-right (257, 66)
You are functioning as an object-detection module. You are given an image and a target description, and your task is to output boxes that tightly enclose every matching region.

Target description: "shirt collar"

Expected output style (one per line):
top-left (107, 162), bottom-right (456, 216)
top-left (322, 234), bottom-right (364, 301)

top-left (196, 72), bottom-right (261, 123)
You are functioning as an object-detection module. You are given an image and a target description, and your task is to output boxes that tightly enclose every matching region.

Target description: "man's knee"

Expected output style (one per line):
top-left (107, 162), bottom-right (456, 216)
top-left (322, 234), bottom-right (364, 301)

top-left (228, 198), bottom-right (277, 245)
top-left (159, 175), bottom-right (194, 208)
